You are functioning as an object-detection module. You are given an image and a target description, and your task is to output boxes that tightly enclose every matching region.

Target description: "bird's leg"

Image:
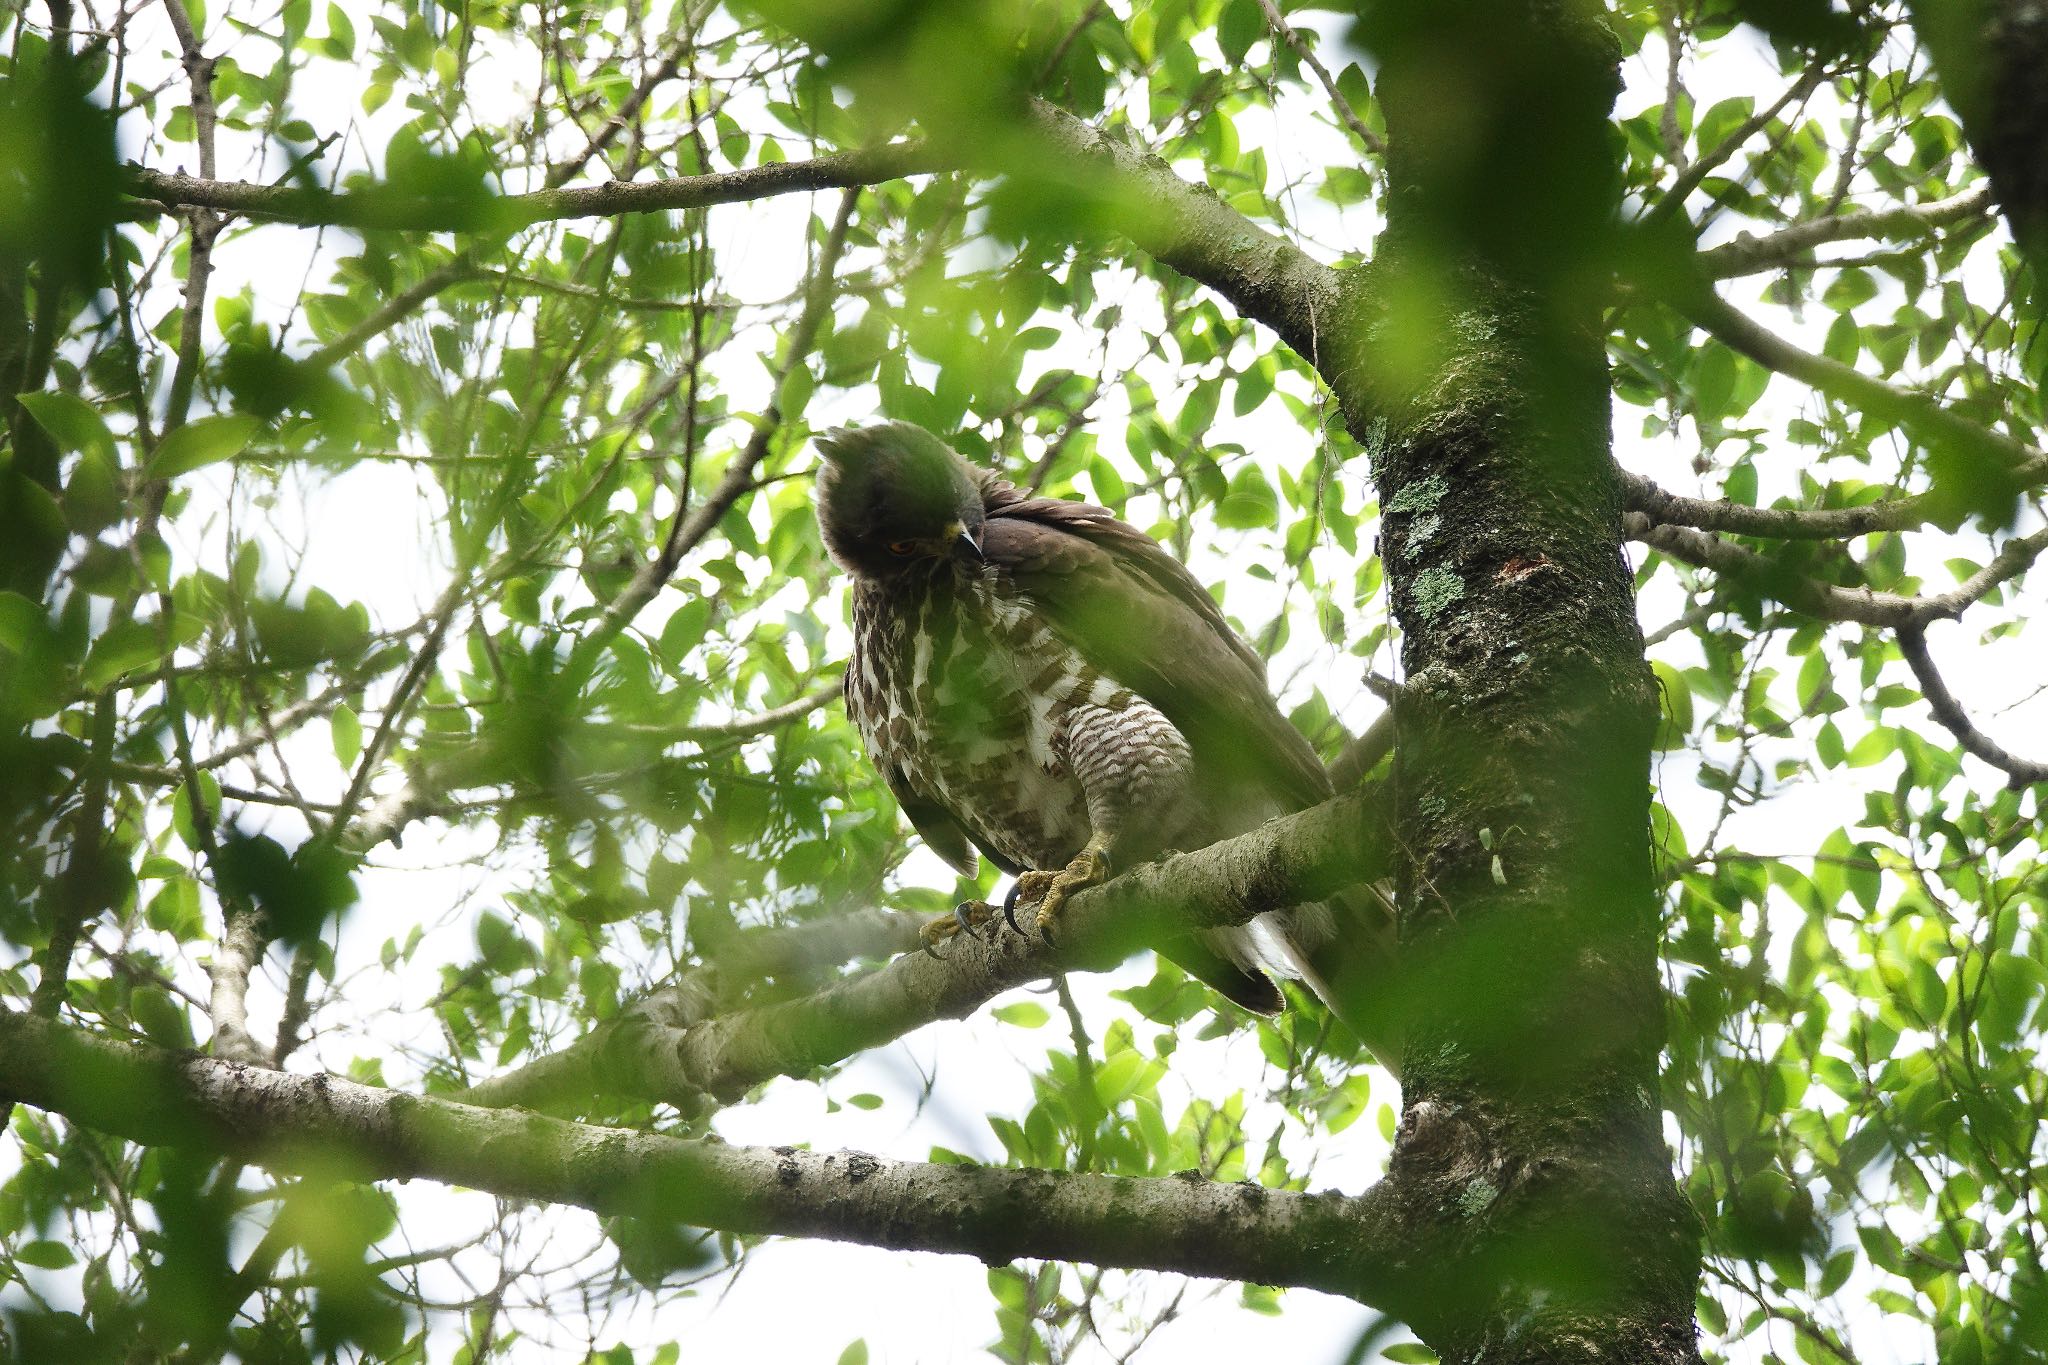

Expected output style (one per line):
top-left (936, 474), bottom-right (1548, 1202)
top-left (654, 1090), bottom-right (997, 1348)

top-left (921, 900), bottom-right (997, 955)
top-left (1013, 834), bottom-right (1113, 940)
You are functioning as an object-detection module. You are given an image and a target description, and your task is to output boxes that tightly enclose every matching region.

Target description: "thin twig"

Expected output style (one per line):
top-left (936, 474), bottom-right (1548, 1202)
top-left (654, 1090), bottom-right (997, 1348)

top-left (1897, 625), bottom-right (2048, 787)
top-left (1251, 0), bottom-right (1386, 155)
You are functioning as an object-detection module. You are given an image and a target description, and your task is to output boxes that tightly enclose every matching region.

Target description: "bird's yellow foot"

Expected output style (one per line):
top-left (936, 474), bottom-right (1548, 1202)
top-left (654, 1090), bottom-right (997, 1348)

top-left (921, 900), bottom-right (996, 956)
top-left (1015, 845), bottom-right (1110, 940)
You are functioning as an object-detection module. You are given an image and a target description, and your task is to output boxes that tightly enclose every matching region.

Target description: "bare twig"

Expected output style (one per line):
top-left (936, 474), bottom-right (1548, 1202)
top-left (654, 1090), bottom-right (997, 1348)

top-left (158, 0), bottom-right (220, 434)
top-left (305, 256), bottom-right (482, 369)
top-left (616, 682), bottom-right (843, 743)
top-left (585, 188), bottom-right (858, 650)
top-left (1641, 58), bottom-right (1834, 227)
top-left (1251, 0), bottom-right (1386, 155)
top-left (1897, 625), bottom-right (2048, 787)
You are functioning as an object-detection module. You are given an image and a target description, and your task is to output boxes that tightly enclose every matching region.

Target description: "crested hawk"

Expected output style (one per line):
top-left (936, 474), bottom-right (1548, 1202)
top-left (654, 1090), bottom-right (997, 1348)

top-left (814, 421), bottom-right (1360, 1015)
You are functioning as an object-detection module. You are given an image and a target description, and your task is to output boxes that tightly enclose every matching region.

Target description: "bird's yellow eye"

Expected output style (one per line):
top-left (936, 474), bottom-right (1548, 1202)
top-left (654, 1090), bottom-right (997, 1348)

top-left (888, 540), bottom-right (917, 556)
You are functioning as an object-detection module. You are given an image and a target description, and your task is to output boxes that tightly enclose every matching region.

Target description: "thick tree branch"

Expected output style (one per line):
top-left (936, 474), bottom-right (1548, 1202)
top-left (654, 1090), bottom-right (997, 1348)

top-left (451, 906), bottom-right (924, 1114)
top-left (1015, 100), bottom-right (1342, 364)
top-left (1896, 625), bottom-right (2048, 786)
top-left (1625, 512), bottom-right (2048, 626)
top-left (125, 102), bottom-right (1346, 379)
top-left (1701, 183), bottom-right (1995, 277)
top-left (1619, 469), bottom-right (1926, 539)
top-left (459, 786), bottom-right (1393, 1109)
top-left (0, 1011), bottom-right (1412, 1304)
top-left (122, 142), bottom-right (946, 233)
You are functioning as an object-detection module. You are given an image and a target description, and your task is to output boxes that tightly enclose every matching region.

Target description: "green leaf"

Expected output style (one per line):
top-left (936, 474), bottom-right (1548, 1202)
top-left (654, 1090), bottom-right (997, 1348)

top-left (992, 1001), bottom-right (1050, 1028)
top-left (324, 1), bottom-right (355, 58)
top-left (146, 414), bottom-right (261, 480)
top-left (81, 618), bottom-right (163, 690)
top-left (332, 703), bottom-right (363, 767)
top-left (18, 390), bottom-right (115, 463)
top-left (1846, 727), bottom-right (1895, 767)
top-left (1213, 465), bottom-right (1277, 529)
top-left (1650, 659), bottom-right (1692, 749)
top-left (172, 774), bottom-right (221, 851)
top-left (1384, 1345), bottom-right (1439, 1365)
top-left (1092, 1050), bottom-right (1149, 1107)
top-left (1217, 0), bottom-right (1263, 63)
top-left (16, 1240), bottom-right (76, 1270)
top-left (0, 592), bottom-right (44, 654)
top-left (836, 1341), bottom-right (868, 1365)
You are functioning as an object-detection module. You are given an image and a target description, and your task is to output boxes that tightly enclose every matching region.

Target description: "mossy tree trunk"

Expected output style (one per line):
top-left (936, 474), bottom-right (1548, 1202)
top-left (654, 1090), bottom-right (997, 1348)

top-left (1321, 3), bottom-right (1703, 1360)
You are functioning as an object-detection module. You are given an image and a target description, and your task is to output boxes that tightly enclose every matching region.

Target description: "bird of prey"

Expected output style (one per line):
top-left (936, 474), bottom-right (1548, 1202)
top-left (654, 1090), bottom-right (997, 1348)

top-left (813, 421), bottom-right (1358, 1015)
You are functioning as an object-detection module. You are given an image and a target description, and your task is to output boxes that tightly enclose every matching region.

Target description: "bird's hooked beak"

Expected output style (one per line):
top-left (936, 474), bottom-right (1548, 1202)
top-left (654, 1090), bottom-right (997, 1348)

top-left (951, 522), bottom-right (985, 563)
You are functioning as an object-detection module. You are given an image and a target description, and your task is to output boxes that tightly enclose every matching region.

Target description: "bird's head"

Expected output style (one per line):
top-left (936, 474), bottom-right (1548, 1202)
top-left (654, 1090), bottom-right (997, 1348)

top-left (813, 422), bottom-right (987, 579)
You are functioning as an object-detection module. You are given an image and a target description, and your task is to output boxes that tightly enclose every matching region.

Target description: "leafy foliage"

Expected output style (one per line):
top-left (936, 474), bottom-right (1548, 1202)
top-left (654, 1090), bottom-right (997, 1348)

top-left (0, 0), bottom-right (2041, 1362)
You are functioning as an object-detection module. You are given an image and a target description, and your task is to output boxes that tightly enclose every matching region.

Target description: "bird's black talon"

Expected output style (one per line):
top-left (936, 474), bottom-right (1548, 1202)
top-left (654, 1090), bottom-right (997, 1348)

top-left (1002, 880), bottom-right (1026, 934)
top-left (953, 899), bottom-right (996, 936)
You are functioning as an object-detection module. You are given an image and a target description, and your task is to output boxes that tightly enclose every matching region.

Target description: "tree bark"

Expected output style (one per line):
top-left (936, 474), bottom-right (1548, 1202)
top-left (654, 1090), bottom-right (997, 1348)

top-left (1908, 0), bottom-right (2048, 286)
top-left (0, 1012), bottom-right (1416, 1301)
top-left (1317, 2), bottom-right (1702, 1361)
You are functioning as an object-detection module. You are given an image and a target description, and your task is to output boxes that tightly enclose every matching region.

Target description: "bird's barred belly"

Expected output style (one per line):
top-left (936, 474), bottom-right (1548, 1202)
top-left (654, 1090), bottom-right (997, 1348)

top-left (851, 576), bottom-right (1191, 873)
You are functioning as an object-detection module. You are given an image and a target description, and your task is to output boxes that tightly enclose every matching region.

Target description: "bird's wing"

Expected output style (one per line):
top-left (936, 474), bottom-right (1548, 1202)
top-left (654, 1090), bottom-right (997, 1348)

top-left (881, 762), bottom-right (986, 879)
top-left (979, 482), bottom-right (1333, 812)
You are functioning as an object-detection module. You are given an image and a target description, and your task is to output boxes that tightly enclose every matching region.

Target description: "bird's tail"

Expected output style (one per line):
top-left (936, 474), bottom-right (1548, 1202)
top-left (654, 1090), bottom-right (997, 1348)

top-left (1238, 886), bottom-right (1402, 1077)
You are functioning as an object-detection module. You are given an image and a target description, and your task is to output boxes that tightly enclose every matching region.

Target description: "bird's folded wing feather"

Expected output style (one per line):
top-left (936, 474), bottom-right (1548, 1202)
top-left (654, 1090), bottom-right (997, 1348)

top-left (979, 484), bottom-right (1333, 812)
top-left (877, 759), bottom-right (985, 878)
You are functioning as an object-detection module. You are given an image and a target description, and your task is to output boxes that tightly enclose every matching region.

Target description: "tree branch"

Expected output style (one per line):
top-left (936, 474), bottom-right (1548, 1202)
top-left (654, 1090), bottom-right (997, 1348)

top-left (1674, 285), bottom-right (2048, 493)
top-left (121, 142), bottom-right (946, 233)
top-left (459, 786), bottom-right (1393, 1109)
top-left (125, 103), bottom-right (1346, 379)
top-left (1327, 707), bottom-right (1395, 791)
top-left (1625, 512), bottom-right (2048, 627)
top-left (1701, 183), bottom-right (1995, 277)
top-left (304, 255), bottom-right (481, 369)
top-left (0, 1011), bottom-right (1411, 1305)
top-left (1015, 100), bottom-right (1342, 365)
top-left (1619, 469), bottom-right (1926, 539)
top-left (617, 681), bottom-right (844, 743)
top-left (1896, 625), bottom-right (2048, 787)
